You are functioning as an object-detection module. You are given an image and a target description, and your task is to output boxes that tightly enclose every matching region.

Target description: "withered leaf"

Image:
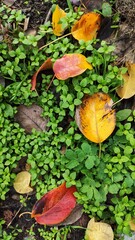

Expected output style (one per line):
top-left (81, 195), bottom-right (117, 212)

top-left (13, 171), bottom-right (33, 194)
top-left (58, 204), bottom-right (83, 226)
top-left (15, 104), bottom-right (48, 133)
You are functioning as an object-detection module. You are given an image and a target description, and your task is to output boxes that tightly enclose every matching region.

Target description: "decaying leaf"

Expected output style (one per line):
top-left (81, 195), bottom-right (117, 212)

top-left (31, 182), bottom-right (77, 225)
top-left (129, 218), bottom-right (135, 231)
top-left (52, 5), bottom-right (66, 36)
top-left (71, 12), bottom-right (101, 41)
top-left (31, 58), bottom-right (52, 91)
top-left (15, 104), bottom-right (48, 133)
top-left (59, 204), bottom-right (83, 226)
top-left (116, 63), bottom-right (135, 99)
top-left (53, 53), bottom-right (92, 80)
top-left (82, 0), bottom-right (103, 11)
top-left (75, 92), bottom-right (116, 143)
top-left (2, 0), bottom-right (16, 6)
top-left (85, 218), bottom-right (114, 240)
top-left (13, 171), bottom-right (33, 194)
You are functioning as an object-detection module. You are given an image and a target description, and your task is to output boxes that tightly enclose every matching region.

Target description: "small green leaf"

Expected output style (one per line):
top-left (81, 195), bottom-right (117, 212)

top-left (102, 3), bottom-right (112, 17)
top-left (117, 109), bottom-right (132, 121)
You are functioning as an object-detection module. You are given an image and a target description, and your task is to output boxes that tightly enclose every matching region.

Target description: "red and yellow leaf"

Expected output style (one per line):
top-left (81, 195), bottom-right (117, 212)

top-left (53, 53), bottom-right (92, 80)
top-left (71, 12), bottom-right (101, 41)
top-left (116, 63), bottom-right (135, 99)
top-left (31, 58), bottom-right (52, 91)
top-left (52, 5), bottom-right (66, 36)
top-left (75, 92), bottom-right (116, 143)
top-left (31, 182), bottom-right (77, 225)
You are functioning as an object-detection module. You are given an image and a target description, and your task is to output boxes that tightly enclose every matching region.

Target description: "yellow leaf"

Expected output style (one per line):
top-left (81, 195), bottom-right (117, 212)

top-left (75, 92), bottom-right (116, 143)
top-left (116, 63), bottom-right (135, 99)
top-left (52, 5), bottom-right (66, 36)
top-left (85, 218), bottom-right (114, 240)
top-left (129, 218), bottom-right (135, 231)
top-left (71, 12), bottom-right (101, 41)
top-left (13, 171), bottom-right (33, 194)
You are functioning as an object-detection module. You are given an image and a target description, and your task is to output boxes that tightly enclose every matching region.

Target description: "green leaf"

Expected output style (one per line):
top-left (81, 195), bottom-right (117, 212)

top-left (102, 3), bottom-right (112, 17)
top-left (81, 142), bottom-right (91, 154)
top-left (65, 150), bottom-right (77, 160)
top-left (109, 183), bottom-right (119, 194)
top-left (117, 109), bottom-right (132, 121)
top-left (66, 160), bottom-right (79, 169)
top-left (85, 156), bottom-right (95, 169)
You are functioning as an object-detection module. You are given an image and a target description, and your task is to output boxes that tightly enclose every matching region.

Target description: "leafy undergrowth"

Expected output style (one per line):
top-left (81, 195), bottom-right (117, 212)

top-left (0, 1), bottom-right (135, 240)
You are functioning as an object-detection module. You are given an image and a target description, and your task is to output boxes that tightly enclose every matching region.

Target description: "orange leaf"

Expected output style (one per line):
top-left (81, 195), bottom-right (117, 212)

top-left (75, 92), bottom-right (116, 143)
top-left (53, 53), bottom-right (92, 80)
top-left (71, 12), bottom-right (101, 41)
top-left (31, 182), bottom-right (77, 225)
top-left (52, 5), bottom-right (66, 36)
top-left (31, 58), bottom-right (52, 91)
top-left (116, 63), bottom-right (135, 99)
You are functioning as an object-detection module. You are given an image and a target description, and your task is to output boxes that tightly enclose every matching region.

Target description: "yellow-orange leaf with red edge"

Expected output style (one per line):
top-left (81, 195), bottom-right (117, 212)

top-left (53, 53), bottom-right (92, 80)
top-left (52, 5), bottom-right (66, 36)
top-left (116, 63), bottom-right (135, 99)
top-left (71, 12), bottom-right (101, 41)
top-left (31, 58), bottom-right (52, 90)
top-left (75, 92), bottom-right (116, 143)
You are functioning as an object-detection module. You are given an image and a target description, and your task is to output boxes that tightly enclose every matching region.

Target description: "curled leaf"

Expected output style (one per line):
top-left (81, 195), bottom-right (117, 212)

top-left (71, 12), bottom-right (101, 41)
top-left (129, 218), bottom-right (135, 231)
top-left (31, 182), bottom-right (77, 225)
top-left (13, 171), bottom-right (33, 194)
top-left (116, 63), bottom-right (135, 99)
top-left (52, 5), bottom-right (66, 36)
top-left (75, 92), bottom-right (116, 143)
top-left (53, 53), bottom-right (92, 80)
top-left (31, 58), bottom-right (52, 91)
top-left (85, 218), bottom-right (114, 240)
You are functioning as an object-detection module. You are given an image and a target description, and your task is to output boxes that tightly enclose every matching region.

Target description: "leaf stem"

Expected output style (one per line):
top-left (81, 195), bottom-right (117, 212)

top-left (99, 142), bottom-right (102, 159)
top-left (112, 98), bottom-right (123, 107)
top-left (39, 32), bottom-right (72, 51)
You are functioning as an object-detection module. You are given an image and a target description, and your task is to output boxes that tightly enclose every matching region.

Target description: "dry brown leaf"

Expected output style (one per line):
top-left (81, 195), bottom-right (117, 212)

top-left (15, 104), bottom-right (48, 133)
top-left (85, 218), bottom-right (114, 240)
top-left (2, 0), bottom-right (16, 6)
top-left (75, 93), bottom-right (116, 143)
top-left (13, 171), bottom-right (33, 194)
top-left (71, 12), bottom-right (101, 41)
top-left (116, 63), bottom-right (135, 99)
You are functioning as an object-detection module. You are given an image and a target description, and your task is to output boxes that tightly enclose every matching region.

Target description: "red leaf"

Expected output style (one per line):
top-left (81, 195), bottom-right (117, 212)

top-left (31, 182), bottom-right (77, 225)
top-left (31, 58), bottom-right (52, 90)
top-left (53, 53), bottom-right (92, 80)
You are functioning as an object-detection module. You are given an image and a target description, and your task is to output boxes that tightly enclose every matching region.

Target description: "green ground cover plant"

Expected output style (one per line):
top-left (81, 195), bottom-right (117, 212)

top-left (0, 2), bottom-right (135, 239)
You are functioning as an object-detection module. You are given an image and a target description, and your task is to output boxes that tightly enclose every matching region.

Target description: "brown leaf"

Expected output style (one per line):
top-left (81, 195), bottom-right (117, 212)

top-left (31, 58), bottom-right (52, 91)
top-left (15, 104), bottom-right (48, 133)
top-left (58, 204), bottom-right (83, 226)
top-left (2, 0), bottom-right (16, 6)
top-left (82, 0), bottom-right (103, 11)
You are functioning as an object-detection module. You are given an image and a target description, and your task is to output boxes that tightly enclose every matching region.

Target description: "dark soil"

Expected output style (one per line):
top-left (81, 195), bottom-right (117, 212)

top-left (0, 0), bottom-right (135, 239)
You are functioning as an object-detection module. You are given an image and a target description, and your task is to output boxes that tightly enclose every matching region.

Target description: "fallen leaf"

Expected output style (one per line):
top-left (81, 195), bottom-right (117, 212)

top-left (53, 53), bottom-right (92, 80)
top-left (31, 58), bottom-right (52, 91)
top-left (13, 171), bottom-right (33, 194)
top-left (59, 204), bottom-right (83, 226)
top-left (2, 0), bottom-right (16, 6)
top-left (52, 5), bottom-right (67, 36)
top-left (129, 218), bottom-right (135, 231)
top-left (75, 92), bottom-right (116, 143)
top-left (116, 63), bottom-right (135, 99)
top-left (82, 0), bottom-right (103, 11)
top-left (31, 182), bottom-right (77, 225)
top-left (71, 12), bottom-right (101, 41)
top-left (85, 218), bottom-right (114, 240)
top-left (15, 104), bottom-right (48, 133)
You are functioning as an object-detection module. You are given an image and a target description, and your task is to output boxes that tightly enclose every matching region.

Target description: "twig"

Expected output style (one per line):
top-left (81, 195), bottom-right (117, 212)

top-left (7, 204), bottom-right (23, 228)
top-left (46, 74), bottom-right (55, 91)
top-left (39, 32), bottom-right (72, 51)
top-left (44, 7), bottom-right (52, 24)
